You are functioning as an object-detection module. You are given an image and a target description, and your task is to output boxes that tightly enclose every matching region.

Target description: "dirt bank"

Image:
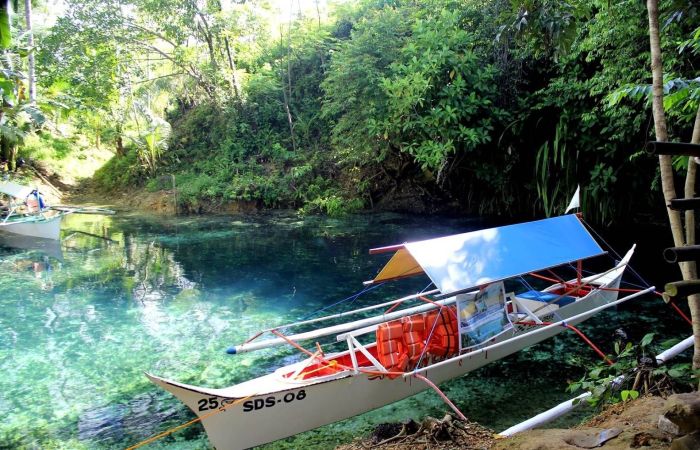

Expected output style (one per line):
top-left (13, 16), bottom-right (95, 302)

top-left (338, 392), bottom-right (700, 450)
top-left (66, 179), bottom-right (263, 215)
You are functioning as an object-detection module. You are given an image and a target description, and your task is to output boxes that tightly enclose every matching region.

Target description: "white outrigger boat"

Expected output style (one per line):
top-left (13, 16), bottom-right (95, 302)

top-left (146, 214), bottom-right (653, 449)
top-left (0, 181), bottom-right (70, 240)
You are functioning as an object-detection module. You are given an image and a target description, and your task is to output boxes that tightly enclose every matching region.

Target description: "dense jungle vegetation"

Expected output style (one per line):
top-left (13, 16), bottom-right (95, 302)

top-left (2, 0), bottom-right (700, 222)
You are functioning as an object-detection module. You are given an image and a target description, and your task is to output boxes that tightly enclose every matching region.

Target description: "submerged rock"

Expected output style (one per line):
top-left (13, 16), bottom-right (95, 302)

top-left (77, 403), bottom-right (128, 442)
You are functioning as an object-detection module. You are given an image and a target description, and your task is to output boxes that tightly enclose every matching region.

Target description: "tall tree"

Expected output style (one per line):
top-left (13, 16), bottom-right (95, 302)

top-left (646, 0), bottom-right (700, 371)
top-left (24, 0), bottom-right (34, 103)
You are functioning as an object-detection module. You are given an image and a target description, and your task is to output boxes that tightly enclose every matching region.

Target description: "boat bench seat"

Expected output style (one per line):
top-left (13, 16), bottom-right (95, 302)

top-left (517, 290), bottom-right (575, 307)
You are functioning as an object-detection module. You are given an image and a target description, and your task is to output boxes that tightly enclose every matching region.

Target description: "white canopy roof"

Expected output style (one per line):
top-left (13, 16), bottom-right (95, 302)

top-left (368, 215), bottom-right (605, 297)
top-left (0, 180), bottom-right (35, 199)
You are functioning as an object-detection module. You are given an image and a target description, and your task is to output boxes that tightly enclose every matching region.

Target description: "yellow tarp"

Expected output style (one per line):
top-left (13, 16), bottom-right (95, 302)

top-left (372, 248), bottom-right (424, 283)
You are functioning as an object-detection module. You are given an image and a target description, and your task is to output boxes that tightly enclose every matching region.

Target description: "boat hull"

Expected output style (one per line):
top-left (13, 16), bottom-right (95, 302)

top-left (148, 273), bottom-right (625, 449)
top-left (0, 213), bottom-right (64, 240)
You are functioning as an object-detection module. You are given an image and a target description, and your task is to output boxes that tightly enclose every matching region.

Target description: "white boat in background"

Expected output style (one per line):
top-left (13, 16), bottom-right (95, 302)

top-left (0, 180), bottom-right (70, 240)
top-left (146, 215), bottom-right (653, 450)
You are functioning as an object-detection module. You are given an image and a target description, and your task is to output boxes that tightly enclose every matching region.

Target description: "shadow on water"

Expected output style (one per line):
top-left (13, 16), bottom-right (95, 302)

top-left (0, 212), bottom-right (691, 449)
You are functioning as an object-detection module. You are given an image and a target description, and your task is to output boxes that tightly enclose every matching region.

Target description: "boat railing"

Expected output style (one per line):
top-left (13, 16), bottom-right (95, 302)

top-left (403, 286), bottom-right (655, 379)
top-left (345, 335), bottom-right (386, 374)
top-left (508, 294), bottom-right (544, 324)
top-left (1, 198), bottom-right (20, 223)
top-left (526, 259), bottom-right (631, 316)
top-left (258, 289), bottom-right (441, 335)
top-left (230, 293), bottom-right (456, 355)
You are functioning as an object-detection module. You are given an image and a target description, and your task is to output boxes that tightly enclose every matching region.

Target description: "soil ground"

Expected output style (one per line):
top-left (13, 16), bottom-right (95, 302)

top-left (337, 395), bottom-right (687, 450)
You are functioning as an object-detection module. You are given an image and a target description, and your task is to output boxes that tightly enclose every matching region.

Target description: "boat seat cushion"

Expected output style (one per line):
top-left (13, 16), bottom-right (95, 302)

top-left (517, 290), bottom-right (575, 307)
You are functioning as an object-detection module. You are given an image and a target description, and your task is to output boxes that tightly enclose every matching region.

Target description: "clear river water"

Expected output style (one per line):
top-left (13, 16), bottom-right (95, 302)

top-left (0, 211), bottom-right (691, 449)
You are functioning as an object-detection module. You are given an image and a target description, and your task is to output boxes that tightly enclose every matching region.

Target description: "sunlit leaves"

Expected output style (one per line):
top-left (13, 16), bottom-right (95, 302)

top-left (324, 2), bottom-right (506, 176)
top-left (0, 0), bottom-right (10, 50)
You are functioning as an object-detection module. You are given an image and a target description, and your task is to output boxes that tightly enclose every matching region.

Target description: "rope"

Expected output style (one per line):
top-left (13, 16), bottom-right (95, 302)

top-left (516, 321), bottom-right (613, 365)
top-left (137, 261), bottom-right (650, 448)
top-left (530, 270), bottom-right (693, 327)
top-left (297, 360), bottom-right (339, 379)
top-left (529, 271), bottom-right (575, 287)
top-left (546, 269), bottom-right (566, 283)
top-left (268, 328), bottom-right (468, 419)
top-left (298, 281), bottom-right (386, 321)
top-left (384, 282), bottom-right (434, 315)
top-left (414, 305), bottom-right (445, 370)
top-left (300, 261), bottom-right (433, 322)
top-left (413, 373), bottom-right (468, 422)
top-left (126, 393), bottom-right (256, 450)
top-left (580, 218), bottom-right (650, 289)
top-left (669, 301), bottom-right (693, 325)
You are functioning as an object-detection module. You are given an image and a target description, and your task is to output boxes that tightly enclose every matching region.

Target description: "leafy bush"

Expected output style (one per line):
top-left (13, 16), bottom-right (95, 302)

top-left (92, 148), bottom-right (143, 191)
top-left (568, 333), bottom-right (698, 408)
top-left (299, 192), bottom-right (364, 217)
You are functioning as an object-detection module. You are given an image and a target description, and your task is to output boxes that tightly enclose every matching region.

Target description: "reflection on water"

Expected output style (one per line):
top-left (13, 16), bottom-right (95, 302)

top-left (0, 212), bottom-right (690, 449)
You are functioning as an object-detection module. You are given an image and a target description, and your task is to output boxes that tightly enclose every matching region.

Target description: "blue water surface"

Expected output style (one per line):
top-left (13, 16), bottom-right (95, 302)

top-left (0, 211), bottom-right (689, 449)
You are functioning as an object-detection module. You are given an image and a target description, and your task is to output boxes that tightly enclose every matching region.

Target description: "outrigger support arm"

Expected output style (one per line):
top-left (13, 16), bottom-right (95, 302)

top-left (500, 334), bottom-right (693, 436)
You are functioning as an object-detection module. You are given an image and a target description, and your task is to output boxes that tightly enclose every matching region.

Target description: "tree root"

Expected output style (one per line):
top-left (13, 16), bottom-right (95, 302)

top-left (342, 414), bottom-right (496, 450)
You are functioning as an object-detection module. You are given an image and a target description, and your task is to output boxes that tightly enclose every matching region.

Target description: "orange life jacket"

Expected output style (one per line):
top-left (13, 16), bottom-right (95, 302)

top-left (375, 320), bottom-right (408, 378)
top-left (424, 307), bottom-right (459, 359)
top-left (401, 314), bottom-right (426, 364)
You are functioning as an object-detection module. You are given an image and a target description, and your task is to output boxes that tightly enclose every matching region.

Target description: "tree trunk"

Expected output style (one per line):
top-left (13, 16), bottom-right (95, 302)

top-left (315, 0), bottom-right (321, 28)
top-left (686, 105), bottom-right (700, 371)
top-left (280, 26), bottom-right (296, 152)
top-left (9, 143), bottom-right (16, 171)
top-left (647, 0), bottom-right (700, 371)
top-left (116, 134), bottom-right (124, 157)
top-left (224, 37), bottom-right (240, 100)
top-left (0, 0), bottom-right (12, 50)
top-left (1, 135), bottom-right (9, 163)
top-left (24, 0), bottom-right (34, 103)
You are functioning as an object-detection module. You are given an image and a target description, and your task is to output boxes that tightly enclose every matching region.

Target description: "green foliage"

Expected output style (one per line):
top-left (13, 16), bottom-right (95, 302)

top-left (498, 0), bottom-right (589, 61)
top-left (380, 7), bottom-right (505, 171)
top-left (501, 0), bottom-right (700, 222)
top-left (321, 0), bottom-right (410, 167)
top-left (568, 334), bottom-right (697, 408)
top-left (93, 147), bottom-right (143, 191)
top-left (0, 1), bottom-right (10, 50)
top-left (535, 117), bottom-right (572, 217)
top-left (298, 192), bottom-right (364, 217)
top-left (29, 0), bottom-right (700, 220)
top-left (130, 107), bottom-right (171, 177)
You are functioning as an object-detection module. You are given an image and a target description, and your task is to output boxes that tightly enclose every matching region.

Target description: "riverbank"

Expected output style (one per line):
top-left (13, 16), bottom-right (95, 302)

top-left (339, 392), bottom-right (700, 449)
top-left (67, 175), bottom-right (276, 215)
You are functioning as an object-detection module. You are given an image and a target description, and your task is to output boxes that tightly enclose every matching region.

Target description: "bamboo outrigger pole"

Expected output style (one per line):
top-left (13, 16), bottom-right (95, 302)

top-left (227, 293), bottom-right (458, 355)
top-left (255, 289), bottom-right (440, 333)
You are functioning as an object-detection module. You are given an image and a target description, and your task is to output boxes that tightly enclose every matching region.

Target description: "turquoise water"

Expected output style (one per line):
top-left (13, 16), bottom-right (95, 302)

top-left (0, 212), bottom-right (690, 449)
